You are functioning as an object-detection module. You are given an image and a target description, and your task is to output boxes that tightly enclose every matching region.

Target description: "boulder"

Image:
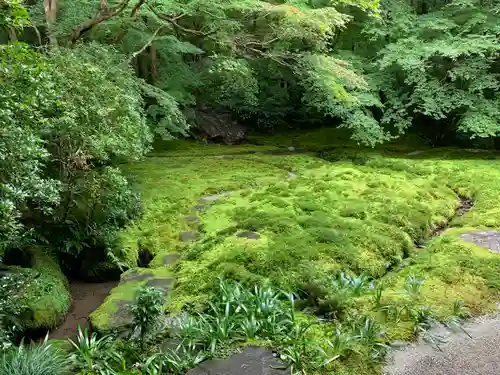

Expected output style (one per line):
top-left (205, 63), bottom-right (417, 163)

top-left (195, 110), bottom-right (247, 144)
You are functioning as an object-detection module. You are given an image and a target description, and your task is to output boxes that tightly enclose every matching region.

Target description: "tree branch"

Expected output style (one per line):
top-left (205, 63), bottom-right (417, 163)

top-left (68, 0), bottom-right (130, 45)
top-left (128, 26), bottom-right (164, 62)
top-left (147, 5), bottom-right (213, 36)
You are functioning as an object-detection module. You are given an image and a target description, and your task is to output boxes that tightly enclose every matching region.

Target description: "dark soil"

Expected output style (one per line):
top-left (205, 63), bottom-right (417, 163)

top-left (50, 281), bottom-right (118, 340)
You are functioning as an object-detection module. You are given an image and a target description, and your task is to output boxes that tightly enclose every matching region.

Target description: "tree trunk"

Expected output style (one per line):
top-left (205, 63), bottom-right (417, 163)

top-left (150, 45), bottom-right (157, 82)
top-left (7, 27), bottom-right (17, 42)
top-left (44, 0), bottom-right (58, 47)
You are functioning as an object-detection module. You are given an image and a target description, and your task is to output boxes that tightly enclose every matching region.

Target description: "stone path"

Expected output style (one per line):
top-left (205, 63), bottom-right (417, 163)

top-left (459, 230), bottom-right (500, 253)
top-left (384, 314), bottom-right (500, 375)
top-left (50, 281), bottom-right (117, 339)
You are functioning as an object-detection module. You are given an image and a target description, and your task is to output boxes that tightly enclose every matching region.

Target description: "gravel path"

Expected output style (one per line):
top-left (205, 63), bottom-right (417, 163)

top-left (384, 314), bottom-right (500, 375)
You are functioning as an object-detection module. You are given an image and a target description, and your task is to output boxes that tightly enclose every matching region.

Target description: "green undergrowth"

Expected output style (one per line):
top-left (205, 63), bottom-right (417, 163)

top-left (118, 138), bottom-right (500, 374)
top-left (17, 248), bottom-right (71, 331)
top-left (247, 128), bottom-right (430, 153)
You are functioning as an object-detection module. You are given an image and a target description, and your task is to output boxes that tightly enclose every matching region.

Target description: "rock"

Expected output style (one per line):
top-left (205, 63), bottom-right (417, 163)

top-left (407, 150), bottom-right (424, 156)
top-left (147, 277), bottom-right (174, 291)
top-left (186, 347), bottom-right (289, 375)
top-left (193, 205), bottom-right (207, 212)
top-left (184, 216), bottom-right (201, 223)
top-left (119, 269), bottom-right (154, 285)
top-left (236, 231), bottom-right (261, 240)
top-left (199, 192), bottom-right (231, 203)
top-left (287, 172), bottom-right (297, 179)
top-left (162, 253), bottom-right (180, 266)
top-left (180, 231), bottom-right (200, 242)
top-left (195, 110), bottom-right (247, 144)
top-left (459, 231), bottom-right (500, 253)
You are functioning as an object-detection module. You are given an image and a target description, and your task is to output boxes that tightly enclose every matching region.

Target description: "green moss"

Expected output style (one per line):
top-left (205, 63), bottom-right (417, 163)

top-left (120, 138), bottom-right (500, 375)
top-left (18, 248), bottom-right (71, 331)
top-left (89, 267), bottom-right (173, 334)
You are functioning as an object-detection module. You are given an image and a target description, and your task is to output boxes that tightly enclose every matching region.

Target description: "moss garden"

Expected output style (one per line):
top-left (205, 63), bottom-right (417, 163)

top-left (84, 130), bottom-right (500, 374)
top-left (5, 129), bottom-right (500, 375)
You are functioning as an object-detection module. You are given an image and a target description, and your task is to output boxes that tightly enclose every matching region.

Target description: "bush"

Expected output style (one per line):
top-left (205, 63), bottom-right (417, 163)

top-left (0, 338), bottom-right (71, 375)
top-left (0, 42), bottom-right (151, 271)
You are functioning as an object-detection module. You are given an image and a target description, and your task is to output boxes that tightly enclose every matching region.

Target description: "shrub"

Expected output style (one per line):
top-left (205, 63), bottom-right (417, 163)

top-left (0, 42), bottom-right (152, 272)
top-left (130, 286), bottom-right (165, 349)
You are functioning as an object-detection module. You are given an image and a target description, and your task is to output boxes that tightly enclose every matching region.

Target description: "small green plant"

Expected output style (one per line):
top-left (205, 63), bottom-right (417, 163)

top-left (68, 326), bottom-right (117, 373)
top-left (404, 275), bottom-right (425, 299)
top-left (0, 336), bottom-right (71, 375)
top-left (324, 325), bottom-right (358, 363)
top-left (130, 286), bottom-right (165, 349)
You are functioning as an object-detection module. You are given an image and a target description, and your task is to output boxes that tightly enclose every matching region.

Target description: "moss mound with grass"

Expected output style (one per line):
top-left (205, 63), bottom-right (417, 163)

top-left (89, 267), bottom-right (173, 334)
top-left (116, 136), bottom-right (500, 374)
top-left (15, 248), bottom-right (71, 333)
top-left (172, 159), bottom-right (459, 309)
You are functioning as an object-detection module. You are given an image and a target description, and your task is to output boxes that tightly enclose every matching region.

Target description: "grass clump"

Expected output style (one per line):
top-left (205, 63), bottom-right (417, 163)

top-left (0, 338), bottom-right (71, 375)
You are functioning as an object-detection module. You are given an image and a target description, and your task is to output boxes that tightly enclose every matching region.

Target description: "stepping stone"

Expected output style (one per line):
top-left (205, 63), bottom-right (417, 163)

top-left (236, 231), bottom-right (261, 240)
top-left (199, 192), bottom-right (231, 203)
top-left (146, 277), bottom-right (174, 292)
top-left (193, 205), bottom-right (207, 212)
top-left (162, 253), bottom-right (180, 265)
top-left (407, 150), bottom-right (424, 156)
top-left (119, 270), bottom-right (154, 285)
top-left (186, 347), bottom-right (289, 375)
top-left (184, 216), bottom-right (201, 223)
top-left (459, 231), bottom-right (500, 253)
top-left (180, 231), bottom-right (200, 241)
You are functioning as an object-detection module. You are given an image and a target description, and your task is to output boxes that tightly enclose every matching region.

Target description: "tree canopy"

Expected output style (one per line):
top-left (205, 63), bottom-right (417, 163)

top-left (1, 0), bottom-right (499, 273)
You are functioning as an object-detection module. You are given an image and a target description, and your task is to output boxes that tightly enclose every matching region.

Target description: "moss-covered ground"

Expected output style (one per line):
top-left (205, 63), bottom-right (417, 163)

top-left (116, 129), bottom-right (500, 374)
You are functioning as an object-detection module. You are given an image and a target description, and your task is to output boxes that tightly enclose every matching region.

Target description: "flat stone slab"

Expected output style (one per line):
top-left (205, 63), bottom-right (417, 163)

top-left (146, 277), bottom-right (174, 292)
top-left (184, 216), bottom-right (201, 223)
top-left (193, 205), bottom-right (207, 212)
top-left (180, 231), bottom-right (200, 241)
top-left (119, 270), bottom-right (154, 285)
top-left (407, 150), bottom-right (425, 156)
top-left (186, 347), bottom-right (289, 375)
top-left (199, 192), bottom-right (232, 203)
top-left (236, 231), bottom-right (261, 240)
top-left (459, 231), bottom-right (500, 253)
top-left (162, 253), bottom-right (180, 265)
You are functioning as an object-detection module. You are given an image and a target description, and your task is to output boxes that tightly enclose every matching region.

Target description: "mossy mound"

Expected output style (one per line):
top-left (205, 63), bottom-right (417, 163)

top-left (17, 248), bottom-right (71, 331)
top-left (89, 267), bottom-right (173, 334)
top-left (119, 154), bottom-right (299, 267)
top-left (172, 159), bottom-right (459, 308)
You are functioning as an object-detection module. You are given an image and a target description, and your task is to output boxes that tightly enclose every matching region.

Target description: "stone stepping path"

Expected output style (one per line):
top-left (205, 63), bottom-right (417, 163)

top-left (186, 347), bottom-right (289, 375)
top-left (236, 231), bottom-right (261, 240)
top-left (184, 216), bottom-right (201, 223)
top-left (180, 231), bottom-right (200, 242)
